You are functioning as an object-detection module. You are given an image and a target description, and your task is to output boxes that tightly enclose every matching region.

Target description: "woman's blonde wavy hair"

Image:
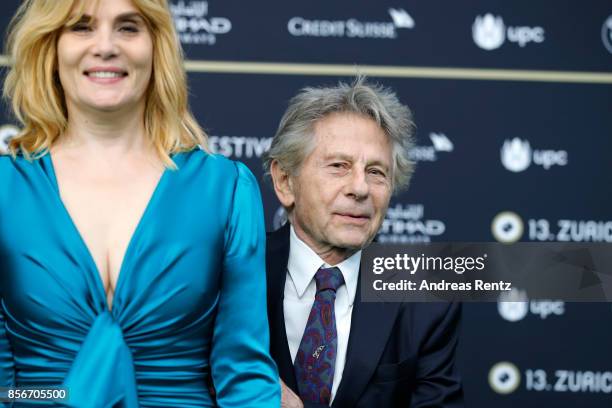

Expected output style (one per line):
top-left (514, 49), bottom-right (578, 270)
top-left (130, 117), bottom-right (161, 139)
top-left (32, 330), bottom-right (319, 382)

top-left (3, 0), bottom-right (207, 165)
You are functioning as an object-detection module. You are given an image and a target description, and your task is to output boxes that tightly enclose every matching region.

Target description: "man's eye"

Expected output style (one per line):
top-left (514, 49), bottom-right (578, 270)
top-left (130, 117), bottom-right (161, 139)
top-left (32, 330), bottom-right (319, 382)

top-left (328, 162), bottom-right (349, 170)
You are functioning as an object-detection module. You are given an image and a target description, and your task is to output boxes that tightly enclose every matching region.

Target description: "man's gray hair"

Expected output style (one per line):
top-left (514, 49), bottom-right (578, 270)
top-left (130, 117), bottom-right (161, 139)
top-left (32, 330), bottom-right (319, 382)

top-left (263, 75), bottom-right (415, 192)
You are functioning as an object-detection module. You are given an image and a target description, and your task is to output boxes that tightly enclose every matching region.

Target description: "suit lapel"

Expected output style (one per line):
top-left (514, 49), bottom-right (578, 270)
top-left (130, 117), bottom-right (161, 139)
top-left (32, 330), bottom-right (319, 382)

top-left (268, 226), bottom-right (401, 405)
top-left (266, 224), bottom-right (299, 392)
top-left (332, 273), bottom-right (401, 407)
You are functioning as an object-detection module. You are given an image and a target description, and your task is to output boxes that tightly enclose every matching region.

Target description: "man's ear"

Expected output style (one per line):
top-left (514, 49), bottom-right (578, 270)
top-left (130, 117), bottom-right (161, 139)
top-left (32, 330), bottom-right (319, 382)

top-left (270, 160), bottom-right (296, 209)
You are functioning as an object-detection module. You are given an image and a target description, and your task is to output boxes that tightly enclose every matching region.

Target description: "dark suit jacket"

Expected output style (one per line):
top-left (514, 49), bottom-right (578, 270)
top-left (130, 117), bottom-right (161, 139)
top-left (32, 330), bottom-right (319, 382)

top-left (266, 224), bottom-right (464, 408)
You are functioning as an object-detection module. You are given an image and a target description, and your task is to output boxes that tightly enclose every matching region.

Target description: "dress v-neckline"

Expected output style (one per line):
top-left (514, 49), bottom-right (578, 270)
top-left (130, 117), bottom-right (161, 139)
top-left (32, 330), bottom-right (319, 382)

top-left (42, 152), bottom-right (171, 313)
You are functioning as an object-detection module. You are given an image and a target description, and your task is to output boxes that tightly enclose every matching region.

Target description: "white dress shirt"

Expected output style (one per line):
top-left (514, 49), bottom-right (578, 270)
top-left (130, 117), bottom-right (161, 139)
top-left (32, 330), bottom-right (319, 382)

top-left (284, 225), bottom-right (360, 405)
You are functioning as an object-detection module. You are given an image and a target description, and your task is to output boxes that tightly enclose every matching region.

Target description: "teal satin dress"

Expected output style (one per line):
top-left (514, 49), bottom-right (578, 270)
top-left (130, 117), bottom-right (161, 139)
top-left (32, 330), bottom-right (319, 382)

top-left (0, 149), bottom-right (280, 407)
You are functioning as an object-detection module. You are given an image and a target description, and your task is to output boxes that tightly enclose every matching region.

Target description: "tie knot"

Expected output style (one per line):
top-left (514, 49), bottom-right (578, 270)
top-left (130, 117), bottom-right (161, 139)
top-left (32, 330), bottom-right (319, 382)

top-left (314, 267), bottom-right (344, 293)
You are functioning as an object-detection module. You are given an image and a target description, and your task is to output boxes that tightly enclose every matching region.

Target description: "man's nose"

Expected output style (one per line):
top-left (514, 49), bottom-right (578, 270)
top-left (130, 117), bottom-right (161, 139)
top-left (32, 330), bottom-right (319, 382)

top-left (346, 168), bottom-right (369, 200)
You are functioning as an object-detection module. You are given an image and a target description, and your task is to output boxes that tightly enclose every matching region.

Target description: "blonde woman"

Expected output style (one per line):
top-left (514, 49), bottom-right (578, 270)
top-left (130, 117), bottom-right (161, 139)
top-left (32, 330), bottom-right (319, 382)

top-left (0, 0), bottom-right (279, 406)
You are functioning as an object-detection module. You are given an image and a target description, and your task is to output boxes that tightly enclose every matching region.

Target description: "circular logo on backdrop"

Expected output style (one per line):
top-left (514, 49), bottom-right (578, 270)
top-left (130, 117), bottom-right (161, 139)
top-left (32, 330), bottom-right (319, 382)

top-left (0, 125), bottom-right (20, 155)
top-left (497, 288), bottom-right (529, 322)
top-left (501, 138), bottom-right (531, 172)
top-left (491, 212), bottom-right (524, 243)
top-left (473, 14), bottom-right (506, 50)
top-left (489, 362), bottom-right (521, 394)
top-left (603, 15), bottom-right (612, 54)
top-left (498, 301), bottom-right (529, 322)
top-left (272, 206), bottom-right (288, 231)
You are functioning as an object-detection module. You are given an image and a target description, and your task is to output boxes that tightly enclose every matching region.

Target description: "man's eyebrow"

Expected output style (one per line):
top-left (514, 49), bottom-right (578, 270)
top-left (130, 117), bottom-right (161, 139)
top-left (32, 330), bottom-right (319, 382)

top-left (323, 152), bottom-right (353, 162)
top-left (323, 152), bottom-right (390, 170)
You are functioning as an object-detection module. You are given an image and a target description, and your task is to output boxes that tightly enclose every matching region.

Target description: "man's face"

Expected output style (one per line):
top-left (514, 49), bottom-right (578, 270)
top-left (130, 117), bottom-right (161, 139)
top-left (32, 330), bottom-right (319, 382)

top-left (279, 112), bottom-right (393, 260)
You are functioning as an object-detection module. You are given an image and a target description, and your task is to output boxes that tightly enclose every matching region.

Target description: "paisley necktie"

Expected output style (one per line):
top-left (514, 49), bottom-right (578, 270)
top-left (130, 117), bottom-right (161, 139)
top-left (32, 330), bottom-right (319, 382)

top-left (294, 266), bottom-right (345, 404)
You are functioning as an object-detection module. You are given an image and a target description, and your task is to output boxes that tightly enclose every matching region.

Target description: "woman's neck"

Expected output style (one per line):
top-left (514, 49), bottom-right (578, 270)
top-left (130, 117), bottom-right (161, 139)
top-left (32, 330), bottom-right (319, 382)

top-left (57, 101), bottom-right (151, 158)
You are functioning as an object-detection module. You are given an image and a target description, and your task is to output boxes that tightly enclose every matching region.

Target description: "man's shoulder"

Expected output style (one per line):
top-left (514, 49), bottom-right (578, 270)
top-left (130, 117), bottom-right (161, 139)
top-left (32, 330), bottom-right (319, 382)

top-left (351, 301), bottom-right (461, 338)
top-left (266, 223), bottom-right (290, 251)
top-left (397, 301), bottom-right (461, 321)
top-left (390, 301), bottom-right (462, 340)
top-left (398, 301), bottom-right (461, 315)
top-left (265, 223), bottom-right (291, 279)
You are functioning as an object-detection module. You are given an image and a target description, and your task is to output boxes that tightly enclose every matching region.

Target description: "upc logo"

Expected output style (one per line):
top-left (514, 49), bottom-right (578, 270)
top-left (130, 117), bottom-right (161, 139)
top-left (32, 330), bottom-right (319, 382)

top-left (498, 289), bottom-right (566, 321)
top-left (501, 138), bottom-right (568, 172)
top-left (473, 14), bottom-right (545, 50)
top-left (473, 14), bottom-right (505, 50)
top-left (603, 15), bottom-right (612, 54)
top-left (497, 288), bottom-right (529, 322)
top-left (501, 138), bottom-right (531, 172)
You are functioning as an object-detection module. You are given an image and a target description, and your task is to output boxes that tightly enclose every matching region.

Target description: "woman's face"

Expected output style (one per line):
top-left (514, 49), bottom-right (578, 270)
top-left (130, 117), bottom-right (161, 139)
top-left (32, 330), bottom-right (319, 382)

top-left (57, 0), bottom-right (153, 115)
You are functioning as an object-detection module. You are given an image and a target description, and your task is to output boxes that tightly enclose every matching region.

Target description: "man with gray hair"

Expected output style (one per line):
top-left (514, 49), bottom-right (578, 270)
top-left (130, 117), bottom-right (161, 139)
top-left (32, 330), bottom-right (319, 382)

top-left (264, 76), bottom-right (463, 407)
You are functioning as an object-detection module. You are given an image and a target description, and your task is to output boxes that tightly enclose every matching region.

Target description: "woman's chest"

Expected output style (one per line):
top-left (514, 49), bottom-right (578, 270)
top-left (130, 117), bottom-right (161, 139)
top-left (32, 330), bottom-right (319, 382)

top-left (0, 185), bottom-right (227, 329)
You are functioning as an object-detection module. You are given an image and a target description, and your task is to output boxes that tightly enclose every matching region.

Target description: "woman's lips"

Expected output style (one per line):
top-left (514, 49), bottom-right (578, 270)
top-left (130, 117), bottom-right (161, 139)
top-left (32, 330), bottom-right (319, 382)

top-left (84, 68), bottom-right (128, 84)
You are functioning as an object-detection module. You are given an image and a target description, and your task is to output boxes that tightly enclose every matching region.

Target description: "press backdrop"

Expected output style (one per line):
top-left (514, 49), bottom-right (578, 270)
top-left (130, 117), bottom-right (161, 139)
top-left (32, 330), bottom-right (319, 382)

top-left (1, 1), bottom-right (611, 407)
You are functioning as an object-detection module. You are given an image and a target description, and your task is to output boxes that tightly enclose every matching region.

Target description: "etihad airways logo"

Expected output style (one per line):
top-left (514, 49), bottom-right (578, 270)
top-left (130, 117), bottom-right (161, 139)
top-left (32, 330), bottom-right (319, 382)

top-left (288, 8), bottom-right (415, 39)
top-left (378, 204), bottom-right (446, 244)
top-left (473, 14), bottom-right (545, 50)
top-left (170, 1), bottom-right (231, 45)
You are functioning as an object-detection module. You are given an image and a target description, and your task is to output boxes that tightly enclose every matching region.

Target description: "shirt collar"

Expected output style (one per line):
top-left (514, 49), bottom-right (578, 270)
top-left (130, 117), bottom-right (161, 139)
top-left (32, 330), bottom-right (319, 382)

top-left (288, 224), bottom-right (360, 306)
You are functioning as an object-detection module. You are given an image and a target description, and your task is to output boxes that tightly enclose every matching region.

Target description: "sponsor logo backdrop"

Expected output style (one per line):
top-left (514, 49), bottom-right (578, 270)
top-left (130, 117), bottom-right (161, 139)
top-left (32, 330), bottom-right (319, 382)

top-left (0, 1), bottom-right (611, 406)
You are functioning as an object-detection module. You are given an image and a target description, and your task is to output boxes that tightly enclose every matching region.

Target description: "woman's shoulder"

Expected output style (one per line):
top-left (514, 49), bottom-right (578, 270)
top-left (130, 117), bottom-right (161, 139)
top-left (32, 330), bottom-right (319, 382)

top-left (178, 148), bottom-right (257, 185)
top-left (0, 150), bottom-right (31, 174)
top-left (0, 152), bottom-right (35, 208)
